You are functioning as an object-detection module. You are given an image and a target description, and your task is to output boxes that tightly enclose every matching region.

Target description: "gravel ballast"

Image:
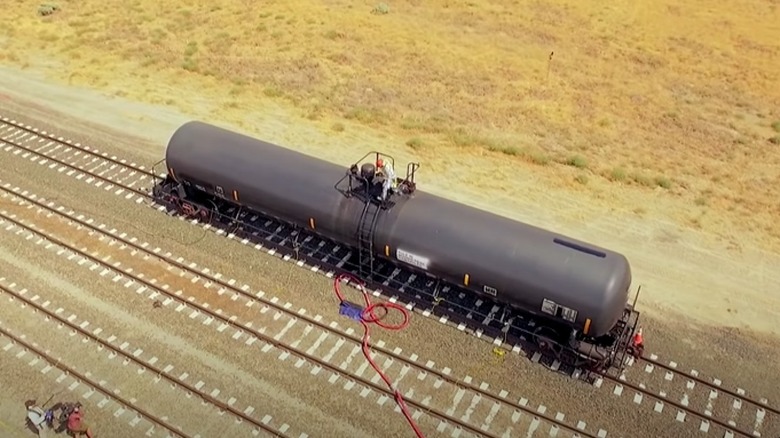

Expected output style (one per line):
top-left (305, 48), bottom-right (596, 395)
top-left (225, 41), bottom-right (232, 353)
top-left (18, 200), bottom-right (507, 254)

top-left (0, 331), bottom-right (145, 438)
top-left (0, 104), bottom-right (778, 437)
top-left (0, 198), bottom-right (419, 437)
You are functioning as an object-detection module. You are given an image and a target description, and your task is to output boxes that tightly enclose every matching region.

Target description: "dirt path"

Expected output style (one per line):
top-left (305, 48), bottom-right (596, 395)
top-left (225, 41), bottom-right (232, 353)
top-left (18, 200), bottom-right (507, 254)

top-left (1, 63), bottom-right (778, 345)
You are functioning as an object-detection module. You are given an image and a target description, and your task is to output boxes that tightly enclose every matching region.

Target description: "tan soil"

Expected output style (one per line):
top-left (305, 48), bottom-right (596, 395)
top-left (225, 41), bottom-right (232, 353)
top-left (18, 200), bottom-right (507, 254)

top-left (3, 0), bottom-right (780, 248)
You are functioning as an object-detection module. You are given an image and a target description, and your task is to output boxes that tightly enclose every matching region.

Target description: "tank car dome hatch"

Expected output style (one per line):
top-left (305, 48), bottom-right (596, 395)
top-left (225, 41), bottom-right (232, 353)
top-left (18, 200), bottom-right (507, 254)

top-left (360, 163), bottom-right (376, 182)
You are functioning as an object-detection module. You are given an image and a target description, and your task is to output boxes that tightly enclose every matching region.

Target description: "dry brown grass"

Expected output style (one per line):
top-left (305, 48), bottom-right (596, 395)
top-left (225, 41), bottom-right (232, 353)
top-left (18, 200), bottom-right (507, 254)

top-left (2, 0), bottom-right (780, 245)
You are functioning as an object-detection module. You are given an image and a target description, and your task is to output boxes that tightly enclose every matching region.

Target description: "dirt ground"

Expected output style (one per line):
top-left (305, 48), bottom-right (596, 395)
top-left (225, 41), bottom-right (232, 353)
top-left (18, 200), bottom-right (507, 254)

top-left (1, 61), bottom-right (779, 342)
top-left (2, 0), bottom-right (780, 246)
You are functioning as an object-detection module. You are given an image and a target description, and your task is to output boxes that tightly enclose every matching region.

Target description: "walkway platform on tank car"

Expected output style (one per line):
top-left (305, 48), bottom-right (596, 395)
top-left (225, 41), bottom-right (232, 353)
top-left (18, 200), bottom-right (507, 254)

top-left (334, 150), bottom-right (420, 211)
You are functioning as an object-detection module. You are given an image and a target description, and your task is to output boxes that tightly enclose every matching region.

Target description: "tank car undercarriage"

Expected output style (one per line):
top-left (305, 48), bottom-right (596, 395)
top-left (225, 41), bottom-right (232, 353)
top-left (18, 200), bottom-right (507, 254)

top-left (528, 304), bottom-right (641, 377)
top-left (150, 165), bottom-right (641, 380)
top-left (152, 180), bottom-right (215, 224)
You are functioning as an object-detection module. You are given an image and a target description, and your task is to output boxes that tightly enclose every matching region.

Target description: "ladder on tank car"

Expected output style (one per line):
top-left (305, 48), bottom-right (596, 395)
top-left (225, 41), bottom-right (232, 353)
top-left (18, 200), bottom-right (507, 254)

top-left (357, 200), bottom-right (382, 278)
top-left (334, 151), bottom-right (420, 279)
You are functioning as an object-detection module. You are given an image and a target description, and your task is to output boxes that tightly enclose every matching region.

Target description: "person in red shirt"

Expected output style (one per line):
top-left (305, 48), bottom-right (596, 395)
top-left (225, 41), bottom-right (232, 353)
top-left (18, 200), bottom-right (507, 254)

top-left (67, 406), bottom-right (94, 438)
top-left (631, 327), bottom-right (645, 358)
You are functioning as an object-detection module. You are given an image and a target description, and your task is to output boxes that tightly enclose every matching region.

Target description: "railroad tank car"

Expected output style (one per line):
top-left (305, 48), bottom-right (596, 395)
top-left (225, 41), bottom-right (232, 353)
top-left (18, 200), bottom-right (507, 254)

top-left (163, 121), bottom-right (632, 340)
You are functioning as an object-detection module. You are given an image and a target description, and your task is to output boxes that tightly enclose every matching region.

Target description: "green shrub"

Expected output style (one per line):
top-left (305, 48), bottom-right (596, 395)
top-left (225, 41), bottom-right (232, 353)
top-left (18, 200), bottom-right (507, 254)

top-left (655, 176), bottom-right (672, 189)
top-left (38, 4), bottom-right (59, 16)
top-left (528, 152), bottom-right (550, 166)
top-left (406, 137), bottom-right (423, 149)
top-left (565, 155), bottom-right (587, 169)
top-left (372, 3), bottom-right (390, 14)
top-left (609, 167), bottom-right (627, 182)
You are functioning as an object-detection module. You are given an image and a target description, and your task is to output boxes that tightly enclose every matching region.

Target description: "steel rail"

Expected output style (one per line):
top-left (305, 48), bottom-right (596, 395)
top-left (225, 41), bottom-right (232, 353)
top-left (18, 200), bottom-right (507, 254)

top-left (0, 140), bottom-right (612, 435)
top-left (0, 114), bottom-right (581, 365)
top-left (0, 319), bottom-right (190, 437)
top-left (641, 355), bottom-right (778, 415)
top-left (3, 116), bottom-right (773, 437)
top-left (597, 372), bottom-right (753, 438)
top-left (0, 118), bottom-right (157, 178)
top-left (0, 281), bottom-right (286, 437)
top-left (6, 117), bottom-right (771, 437)
top-left (0, 200), bottom-right (530, 438)
top-left (0, 180), bottom-right (610, 436)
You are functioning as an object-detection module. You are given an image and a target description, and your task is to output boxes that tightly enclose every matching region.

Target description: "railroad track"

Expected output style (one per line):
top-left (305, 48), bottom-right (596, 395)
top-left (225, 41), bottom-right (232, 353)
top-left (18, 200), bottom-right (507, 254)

top-left (0, 117), bottom-right (156, 201)
top-left (0, 183), bottom-right (610, 438)
top-left (603, 354), bottom-right (778, 438)
top-left (2, 116), bottom-right (778, 437)
top-left (0, 322), bottom-right (188, 438)
top-left (0, 115), bottom-right (597, 376)
top-left (0, 277), bottom-right (291, 438)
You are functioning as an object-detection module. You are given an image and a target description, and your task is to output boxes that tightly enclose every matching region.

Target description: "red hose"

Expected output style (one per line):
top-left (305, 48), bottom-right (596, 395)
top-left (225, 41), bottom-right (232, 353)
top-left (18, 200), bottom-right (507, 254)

top-left (333, 273), bottom-right (425, 438)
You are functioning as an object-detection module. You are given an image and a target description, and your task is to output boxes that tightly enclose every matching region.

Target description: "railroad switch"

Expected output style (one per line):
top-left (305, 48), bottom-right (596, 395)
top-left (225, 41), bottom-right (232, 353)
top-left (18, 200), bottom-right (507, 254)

top-left (339, 300), bottom-right (365, 322)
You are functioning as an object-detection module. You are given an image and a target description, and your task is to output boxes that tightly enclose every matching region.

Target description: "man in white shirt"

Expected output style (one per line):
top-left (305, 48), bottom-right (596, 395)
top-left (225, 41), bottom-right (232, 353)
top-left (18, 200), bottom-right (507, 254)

top-left (375, 158), bottom-right (396, 201)
top-left (25, 399), bottom-right (50, 437)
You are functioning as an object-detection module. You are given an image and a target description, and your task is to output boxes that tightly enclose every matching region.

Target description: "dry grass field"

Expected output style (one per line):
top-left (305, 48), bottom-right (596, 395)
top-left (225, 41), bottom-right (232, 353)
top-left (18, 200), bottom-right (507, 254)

top-left (1, 0), bottom-right (780, 247)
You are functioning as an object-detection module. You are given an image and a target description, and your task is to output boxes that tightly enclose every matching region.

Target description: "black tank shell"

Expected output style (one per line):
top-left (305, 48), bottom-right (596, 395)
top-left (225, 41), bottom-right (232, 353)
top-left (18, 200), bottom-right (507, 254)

top-left (165, 121), bottom-right (364, 245)
top-left (374, 194), bottom-right (632, 337)
top-left (165, 121), bottom-right (632, 338)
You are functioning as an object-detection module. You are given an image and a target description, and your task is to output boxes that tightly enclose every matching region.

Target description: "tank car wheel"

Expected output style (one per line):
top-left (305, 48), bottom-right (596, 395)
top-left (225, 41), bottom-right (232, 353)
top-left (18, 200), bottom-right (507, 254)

top-left (167, 193), bottom-right (182, 209)
top-left (178, 201), bottom-right (198, 218)
top-left (533, 327), bottom-right (562, 357)
top-left (585, 358), bottom-right (607, 375)
top-left (161, 191), bottom-right (180, 210)
top-left (199, 200), bottom-right (218, 224)
top-left (627, 344), bottom-right (644, 359)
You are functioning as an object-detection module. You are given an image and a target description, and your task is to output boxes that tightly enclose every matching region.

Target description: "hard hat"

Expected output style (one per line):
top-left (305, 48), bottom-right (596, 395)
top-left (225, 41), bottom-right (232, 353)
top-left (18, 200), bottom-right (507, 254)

top-left (376, 158), bottom-right (384, 168)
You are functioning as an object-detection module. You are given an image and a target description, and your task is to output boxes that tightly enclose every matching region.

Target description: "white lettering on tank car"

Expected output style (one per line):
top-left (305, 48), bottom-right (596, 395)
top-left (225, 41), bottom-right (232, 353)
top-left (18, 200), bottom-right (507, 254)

top-left (541, 298), bottom-right (557, 316)
top-left (560, 307), bottom-right (577, 323)
top-left (483, 285), bottom-right (497, 296)
top-left (541, 298), bottom-right (578, 323)
top-left (396, 248), bottom-right (429, 270)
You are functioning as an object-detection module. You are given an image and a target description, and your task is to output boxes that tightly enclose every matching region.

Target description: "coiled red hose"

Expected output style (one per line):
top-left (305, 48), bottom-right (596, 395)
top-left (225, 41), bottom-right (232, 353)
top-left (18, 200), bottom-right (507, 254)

top-left (333, 273), bottom-right (425, 438)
